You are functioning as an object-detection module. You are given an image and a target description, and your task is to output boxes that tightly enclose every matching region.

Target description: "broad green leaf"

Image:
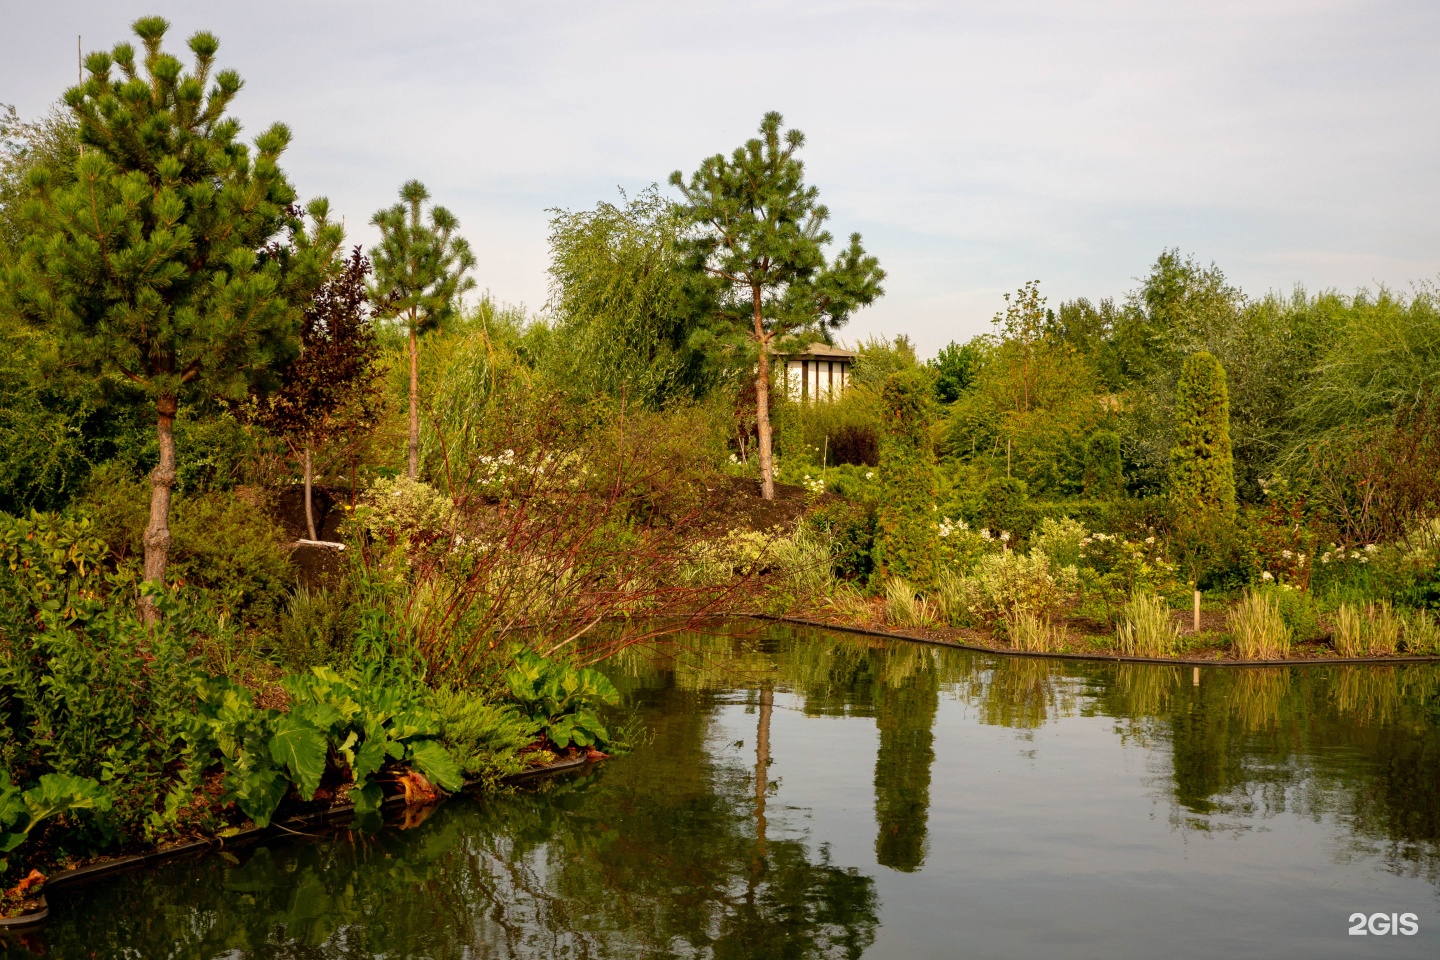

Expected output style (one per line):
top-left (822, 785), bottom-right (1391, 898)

top-left (351, 738), bottom-right (387, 782)
top-left (406, 740), bottom-right (463, 792)
top-left (267, 717), bottom-right (328, 800)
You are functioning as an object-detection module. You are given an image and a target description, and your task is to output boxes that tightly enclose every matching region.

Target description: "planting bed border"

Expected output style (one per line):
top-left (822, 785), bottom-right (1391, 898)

top-left (0, 755), bottom-right (594, 931)
top-left (767, 615), bottom-right (1440, 668)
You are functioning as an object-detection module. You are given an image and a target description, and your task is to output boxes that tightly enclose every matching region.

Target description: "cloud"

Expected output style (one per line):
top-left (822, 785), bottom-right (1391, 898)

top-left (6, 0), bottom-right (1438, 354)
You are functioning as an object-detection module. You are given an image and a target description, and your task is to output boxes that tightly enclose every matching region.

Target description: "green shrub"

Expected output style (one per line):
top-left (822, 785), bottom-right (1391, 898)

top-left (272, 586), bottom-right (357, 669)
top-left (872, 371), bottom-right (940, 587)
top-left (0, 512), bottom-right (202, 842)
top-left (74, 468), bottom-right (292, 620)
top-left (809, 498), bottom-right (875, 582)
top-left (429, 687), bottom-right (538, 784)
top-left (1116, 591), bottom-right (1180, 657)
top-left (1083, 429), bottom-right (1123, 499)
top-left (1229, 589), bottom-right (1291, 660)
top-left (504, 650), bottom-right (620, 752)
top-left (974, 475), bottom-right (1029, 539)
top-left (947, 550), bottom-right (1079, 626)
top-left (1267, 586), bottom-right (1322, 644)
top-left (1031, 517), bottom-right (1087, 570)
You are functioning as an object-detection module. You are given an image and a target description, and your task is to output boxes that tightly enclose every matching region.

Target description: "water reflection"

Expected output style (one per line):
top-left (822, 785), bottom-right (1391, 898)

top-left (15, 623), bottom-right (1440, 958)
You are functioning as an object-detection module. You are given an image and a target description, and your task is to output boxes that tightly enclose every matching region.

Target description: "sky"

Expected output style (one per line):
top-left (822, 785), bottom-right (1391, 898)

top-left (4, 0), bottom-right (1438, 357)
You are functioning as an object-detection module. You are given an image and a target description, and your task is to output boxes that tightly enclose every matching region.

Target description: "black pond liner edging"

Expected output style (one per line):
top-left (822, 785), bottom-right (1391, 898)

top-left (761, 614), bottom-right (1440, 669)
top-left (0, 755), bottom-right (595, 931)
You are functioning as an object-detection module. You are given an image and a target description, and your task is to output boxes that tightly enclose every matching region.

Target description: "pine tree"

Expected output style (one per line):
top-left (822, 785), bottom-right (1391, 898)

top-left (368, 181), bottom-right (476, 480)
top-left (2, 17), bottom-right (338, 621)
top-left (670, 112), bottom-right (884, 500)
top-left (1170, 351), bottom-right (1236, 513)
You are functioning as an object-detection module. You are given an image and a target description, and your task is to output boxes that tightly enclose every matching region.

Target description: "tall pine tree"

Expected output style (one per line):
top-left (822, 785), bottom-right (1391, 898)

top-left (670, 112), bottom-right (884, 500)
top-left (2, 17), bottom-right (338, 620)
top-left (369, 181), bottom-right (476, 480)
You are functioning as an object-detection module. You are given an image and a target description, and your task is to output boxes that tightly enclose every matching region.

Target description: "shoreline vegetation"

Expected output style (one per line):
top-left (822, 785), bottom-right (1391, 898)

top-left (3, 14), bottom-right (1439, 928)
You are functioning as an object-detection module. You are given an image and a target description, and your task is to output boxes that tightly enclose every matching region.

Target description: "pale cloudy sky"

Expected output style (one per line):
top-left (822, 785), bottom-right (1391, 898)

top-left (5, 1), bottom-right (1438, 355)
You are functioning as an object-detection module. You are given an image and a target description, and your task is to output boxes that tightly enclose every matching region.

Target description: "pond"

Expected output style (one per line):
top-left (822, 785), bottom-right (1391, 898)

top-left (15, 623), bottom-right (1440, 958)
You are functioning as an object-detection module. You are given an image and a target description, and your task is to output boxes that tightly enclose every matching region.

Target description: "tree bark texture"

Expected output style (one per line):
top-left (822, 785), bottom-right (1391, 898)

top-left (407, 323), bottom-right (420, 480)
top-left (755, 685), bottom-right (772, 850)
top-left (304, 446), bottom-right (317, 541)
top-left (753, 287), bottom-right (775, 500)
top-left (141, 395), bottom-right (178, 624)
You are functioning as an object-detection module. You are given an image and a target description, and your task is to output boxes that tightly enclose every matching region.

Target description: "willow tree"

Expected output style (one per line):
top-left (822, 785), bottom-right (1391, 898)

top-left (670, 112), bottom-right (884, 500)
top-left (2, 17), bottom-right (337, 620)
top-left (369, 181), bottom-right (476, 480)
top-left (1170, 351), bottom-right (1235, 630)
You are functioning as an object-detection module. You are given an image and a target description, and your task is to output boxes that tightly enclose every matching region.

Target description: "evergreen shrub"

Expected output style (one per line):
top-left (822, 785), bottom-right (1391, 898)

top-left (871, 371), bottom-right (939, 587)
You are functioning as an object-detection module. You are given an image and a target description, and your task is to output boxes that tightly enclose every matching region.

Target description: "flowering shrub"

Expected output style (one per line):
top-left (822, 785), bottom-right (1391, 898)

top-left (1031, 517), bottom-right (1087, 570)
top-left (350, 476), bottom-right (456, 554)
top-left (944, 550), bottom-right (1079, 626)
top-left (934, 515), bottom-right (997, 573)
top-left (1078, 531), bottom-right (1176, 621)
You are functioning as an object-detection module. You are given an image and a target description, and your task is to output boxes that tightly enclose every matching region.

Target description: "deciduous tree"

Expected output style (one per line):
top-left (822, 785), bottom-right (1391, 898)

top-left (247, 248), bottom-right (382, 539)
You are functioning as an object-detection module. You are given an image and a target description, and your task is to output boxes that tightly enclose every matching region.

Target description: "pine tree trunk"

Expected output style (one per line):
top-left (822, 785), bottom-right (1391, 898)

top-left (753, 289), bottom-right (775, 501)
top-left (303, 446), bottom-right (317, 541)
top-left (407, 324), bottom-right (420, 480)
top-left (754, 685), bottom-right (772, 849)
top-left (141, 395), bottom-right (178, 625)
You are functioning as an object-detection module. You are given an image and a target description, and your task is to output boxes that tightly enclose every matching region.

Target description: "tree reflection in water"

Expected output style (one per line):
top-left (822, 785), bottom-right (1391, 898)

top-left (19, 623), bottom-right (1440, 958)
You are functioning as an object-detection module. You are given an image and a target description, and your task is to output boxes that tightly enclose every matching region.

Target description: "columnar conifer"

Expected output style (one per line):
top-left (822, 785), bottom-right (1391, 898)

top-left (872, 370), bottom-right (939, 587)
top-left (1170, 350), bottom-right (1235, 630)
top-left (1170, 351), bottom-right (1236, 513)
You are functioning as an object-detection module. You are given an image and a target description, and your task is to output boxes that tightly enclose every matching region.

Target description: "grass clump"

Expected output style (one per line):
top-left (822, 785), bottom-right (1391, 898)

top-left (1115, 590), bottom-right (1180, 657)
top-left (883, 577), bottom-right (935, 628)
top-left (1228, 588), bottom-right (1291, 660)
top-left (1333, 601), bottom-right (1406, 656)
top-left (1400, 608), bottom-right (1440, 654)
top-left (1005, 611), bottom-right (1066, 652)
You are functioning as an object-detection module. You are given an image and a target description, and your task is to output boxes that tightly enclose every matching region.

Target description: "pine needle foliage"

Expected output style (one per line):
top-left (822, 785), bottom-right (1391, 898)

top-left (369, 180), bottom-right (477, 479)
top-left (669, 111), bottom-right (884, 500)
top-left (1, 16), bottom-right (339, 617)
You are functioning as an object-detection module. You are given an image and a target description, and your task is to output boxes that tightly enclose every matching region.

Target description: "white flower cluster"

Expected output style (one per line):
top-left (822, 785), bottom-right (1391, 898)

top-left (1318, 543), bottom-right (1377, 565)
top-left (801, 473), bottom-right (825, 495)
top-left (936, 516), bottom-right (970, 539)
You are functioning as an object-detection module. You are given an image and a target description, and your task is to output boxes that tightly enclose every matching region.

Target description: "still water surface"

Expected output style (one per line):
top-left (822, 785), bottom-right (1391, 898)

top-left (17, 623), bottom-right (1440, 958)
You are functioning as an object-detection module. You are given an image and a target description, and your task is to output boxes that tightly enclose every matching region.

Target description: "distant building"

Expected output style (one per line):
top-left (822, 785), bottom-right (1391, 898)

top-left (779, 342), bottom-right (856, 402)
